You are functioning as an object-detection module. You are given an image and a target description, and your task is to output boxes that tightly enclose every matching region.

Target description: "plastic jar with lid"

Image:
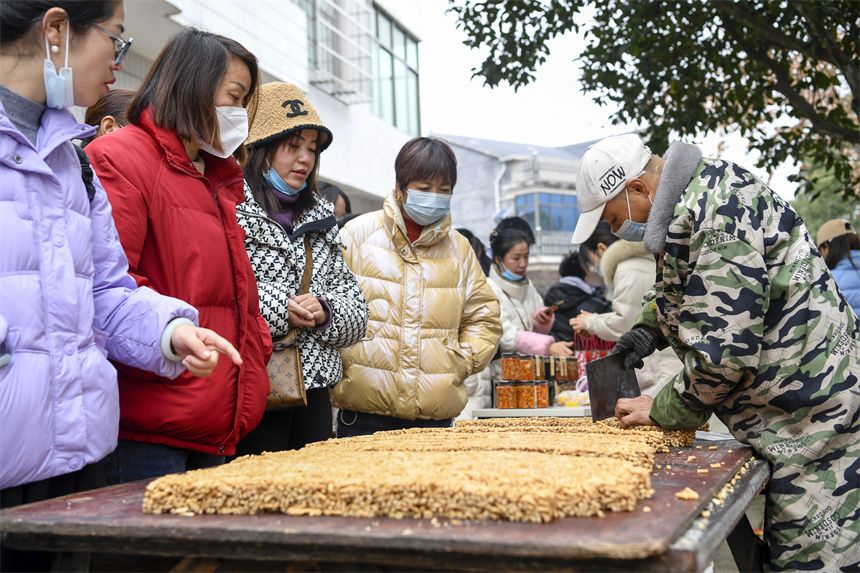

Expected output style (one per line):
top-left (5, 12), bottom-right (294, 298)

top-left (517, 354), bottom-right (535, 381)
top-left (517, 381), bottom-right (537, 409)
top-left (534, 380), bottom-right (550, 408)
top-left (495, 381), bottom-right (518, 409)
top-left (500, 354), bottom-right (519, 381)
top-left (533, 355), bottom-right (545, 381)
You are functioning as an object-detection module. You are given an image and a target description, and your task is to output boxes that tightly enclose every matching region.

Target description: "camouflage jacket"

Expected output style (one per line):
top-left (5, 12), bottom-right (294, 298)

top-left (637, 142), bottom-right (860, 571)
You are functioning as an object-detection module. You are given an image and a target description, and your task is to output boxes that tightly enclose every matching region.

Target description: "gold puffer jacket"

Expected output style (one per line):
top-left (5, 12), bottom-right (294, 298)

top-left (333, 193), bottom-right (501, 420)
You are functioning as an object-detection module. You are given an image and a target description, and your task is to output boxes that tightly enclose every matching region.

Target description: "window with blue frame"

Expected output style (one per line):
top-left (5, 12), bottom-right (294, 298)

top-left (514, 193), bottom-right (579, 232)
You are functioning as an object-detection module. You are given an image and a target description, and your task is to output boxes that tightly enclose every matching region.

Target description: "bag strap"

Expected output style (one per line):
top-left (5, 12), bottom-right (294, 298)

top-left (275, 236), bottom-right (314, 348)
top-left (299, 235), bottom-right (313, 295)
top-left (73, 143), bottom-right (97, 204)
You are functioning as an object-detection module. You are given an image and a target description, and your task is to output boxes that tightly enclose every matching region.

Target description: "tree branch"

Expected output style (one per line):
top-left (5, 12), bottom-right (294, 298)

top-left (717, 16), bottom-right (860, 143)
top-left (709, 2), bottom-right (816, 60)
top-left (793, 2), bottom-right (860, 115)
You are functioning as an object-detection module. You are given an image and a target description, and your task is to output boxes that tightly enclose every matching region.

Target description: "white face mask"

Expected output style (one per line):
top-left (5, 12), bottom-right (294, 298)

top-left (43, 27), bottom-right (74, 109)
top-left (198, 106), bottom-right (249, 159)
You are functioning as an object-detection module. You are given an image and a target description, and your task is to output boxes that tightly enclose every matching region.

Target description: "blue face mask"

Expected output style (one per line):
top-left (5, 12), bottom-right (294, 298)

top-left (402, 188), bottom-right (451, 225)
top-left (264, 167), bottom-right (307, 196)
top-left (613, 190), bottom-right (651, 242)
top-left (43, 29), bottom-right (74, 109)
top-left (500, 262), bottom-right (525, 282)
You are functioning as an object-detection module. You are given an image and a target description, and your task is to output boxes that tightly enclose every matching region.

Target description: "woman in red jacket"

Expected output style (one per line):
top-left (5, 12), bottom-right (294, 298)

top-left (86, 28), bottom-right (271, 481)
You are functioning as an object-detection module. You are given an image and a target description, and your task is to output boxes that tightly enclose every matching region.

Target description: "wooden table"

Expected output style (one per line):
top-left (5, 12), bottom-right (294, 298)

top-left (473, 406), bottom-right (591, 418)
top-left (0, 436), bottom-right (768, 572)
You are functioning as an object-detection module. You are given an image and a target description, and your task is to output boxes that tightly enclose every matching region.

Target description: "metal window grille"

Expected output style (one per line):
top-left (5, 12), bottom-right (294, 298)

top-left (307, 0), bottom-right (373, 104)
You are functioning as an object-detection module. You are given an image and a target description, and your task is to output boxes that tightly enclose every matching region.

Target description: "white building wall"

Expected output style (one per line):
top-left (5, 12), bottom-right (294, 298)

top-left (309, 88), bottom-right (405, 210)
top-left (167, 0), bottom-right (309, 87)
top-left (447, 147), bottom-right (502, 246)
top-left (116, 0), bottom-right (420, 213)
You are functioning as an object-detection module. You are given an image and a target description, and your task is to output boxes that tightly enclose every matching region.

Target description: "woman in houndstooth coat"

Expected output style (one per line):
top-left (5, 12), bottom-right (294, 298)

top-left (235, 83), bottom-right (368, 452)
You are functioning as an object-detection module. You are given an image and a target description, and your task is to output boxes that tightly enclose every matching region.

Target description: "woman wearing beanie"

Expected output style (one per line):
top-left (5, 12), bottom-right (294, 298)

top-left (817, 218), bottom-right (860, 317)
top-left (85, 28), bottom-right (272, 482)
top-left (570, 221), bottom-right (681, 396)
top-left (235, 83), bottom-right (368, 452)
top-left (333, 137), bottom-right (501, 437)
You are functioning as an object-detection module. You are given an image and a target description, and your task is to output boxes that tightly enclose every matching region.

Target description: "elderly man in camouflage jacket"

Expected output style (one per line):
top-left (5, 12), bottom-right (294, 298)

top-left (570, 134), bottom-right (859, 572)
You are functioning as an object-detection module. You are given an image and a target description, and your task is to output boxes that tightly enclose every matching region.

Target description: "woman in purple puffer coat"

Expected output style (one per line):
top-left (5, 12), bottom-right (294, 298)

top-left (0, 0), bottom-right (241, 544)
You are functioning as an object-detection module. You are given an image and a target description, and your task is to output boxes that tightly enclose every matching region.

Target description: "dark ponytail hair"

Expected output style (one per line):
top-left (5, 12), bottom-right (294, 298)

top-left (559, 250), bottom-right (587, 279)
top-left (823, 233), bottom-right (860, 270)
top-left (495, 216), bottom-right (535, 245)
top-left (490, 226), bottom-right (531, 264)
top-left (82, 88), bottom-right (135, 146)
top-left (0, 1), bottom-right (120, 50)
top-left (578, 220), bottom-right (618, 270)
top-left (318, 182), bottom-right (351, 215)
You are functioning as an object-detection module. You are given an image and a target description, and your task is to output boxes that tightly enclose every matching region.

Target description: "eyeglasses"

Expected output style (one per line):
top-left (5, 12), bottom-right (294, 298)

top-left (95, 25), bottom-right (134, 66)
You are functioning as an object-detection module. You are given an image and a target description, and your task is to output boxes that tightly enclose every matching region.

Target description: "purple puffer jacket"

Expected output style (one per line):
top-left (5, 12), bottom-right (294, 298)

top-left (0, 103), bottom-right (198, 489)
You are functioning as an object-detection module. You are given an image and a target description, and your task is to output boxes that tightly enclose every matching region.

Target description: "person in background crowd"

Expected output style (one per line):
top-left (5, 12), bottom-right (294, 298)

top-left (336, 212), bottom-right (361, 229)
top-left (817, 218), bottom-right (860, 317)
top-left (81, 87), bottom-right (134, 146)
top-left (334, 137), bottom-right (501, 437)
top-left (235, 82), bottom-right (368, 453)
top-left (86, 28), bottom-right (272, 482)
top-left (570, 221), bottom-right (681, 395)
top-left (543, 250), bottom-right (610, 342)
top-left (318, 181), bottom-right (351, 219)
top-left (457, 227), bottom-right (492, 276)
top-left (0, 1), bottom-right (241, 569)
top-left (490, 215), bottom-right (535, 252)
top-left (487, 225), bottom-right (573, 360)
top-left (570, 133), bottom-right (859, 571)
top-left (456, 227), bottom-right (494, 419)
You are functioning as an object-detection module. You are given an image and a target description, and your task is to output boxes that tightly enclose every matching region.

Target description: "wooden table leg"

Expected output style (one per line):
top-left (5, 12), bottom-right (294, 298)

top-left (170, 557), bottom-right (222, 572)
top-left (51, 551), bottom-right (91, 572)
top-left (726, 514), bottom-right (763, 573)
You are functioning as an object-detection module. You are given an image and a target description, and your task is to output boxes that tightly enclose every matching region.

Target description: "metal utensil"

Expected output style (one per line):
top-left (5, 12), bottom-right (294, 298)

top-left (585, 353), bottom-right (641, 422)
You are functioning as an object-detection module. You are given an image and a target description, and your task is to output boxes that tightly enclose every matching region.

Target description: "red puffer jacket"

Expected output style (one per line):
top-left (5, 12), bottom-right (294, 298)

top-left (86, 108), bottom-right (271, 456)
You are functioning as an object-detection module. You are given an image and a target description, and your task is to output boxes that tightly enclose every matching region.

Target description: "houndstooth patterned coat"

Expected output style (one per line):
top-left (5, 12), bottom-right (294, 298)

top-left (236, 183), bottom-right (368, 389)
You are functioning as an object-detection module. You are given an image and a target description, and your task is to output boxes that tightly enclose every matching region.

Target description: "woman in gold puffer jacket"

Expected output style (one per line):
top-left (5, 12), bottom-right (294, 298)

top-left (333, 138), bottom-right (501, 437)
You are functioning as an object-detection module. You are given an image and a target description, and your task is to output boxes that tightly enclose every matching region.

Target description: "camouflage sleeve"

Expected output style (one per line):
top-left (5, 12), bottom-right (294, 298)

top-left (674, 229), bottom-right (769, 411)
top-left (633, 289), bottom-right (660, 331)
top-left (649, 376), bottom-right (710, 429)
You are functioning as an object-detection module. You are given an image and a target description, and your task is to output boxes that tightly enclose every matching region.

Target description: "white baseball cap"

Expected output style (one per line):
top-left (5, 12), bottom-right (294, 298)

top-left (571, 134), bottom-right (652, 244)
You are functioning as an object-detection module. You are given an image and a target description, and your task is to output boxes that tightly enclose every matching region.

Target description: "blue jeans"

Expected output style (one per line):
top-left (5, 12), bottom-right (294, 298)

top-left (107, 440), bottom-right (225, 484)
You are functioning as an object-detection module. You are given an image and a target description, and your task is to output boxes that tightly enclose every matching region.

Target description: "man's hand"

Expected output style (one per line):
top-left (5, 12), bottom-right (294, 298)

top-left (171, 325), bottom-right (242, 377)
top-left (569, 311), bottom-right (592, 333)
top-left (611, 326), bottom-right (660, 369)
top-left (615, 395), bottom-right (655, 428)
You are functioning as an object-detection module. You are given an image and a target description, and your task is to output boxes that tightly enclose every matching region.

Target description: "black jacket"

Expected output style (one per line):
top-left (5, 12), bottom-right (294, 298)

top-left (543, 281), bottom-right (611, 342)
